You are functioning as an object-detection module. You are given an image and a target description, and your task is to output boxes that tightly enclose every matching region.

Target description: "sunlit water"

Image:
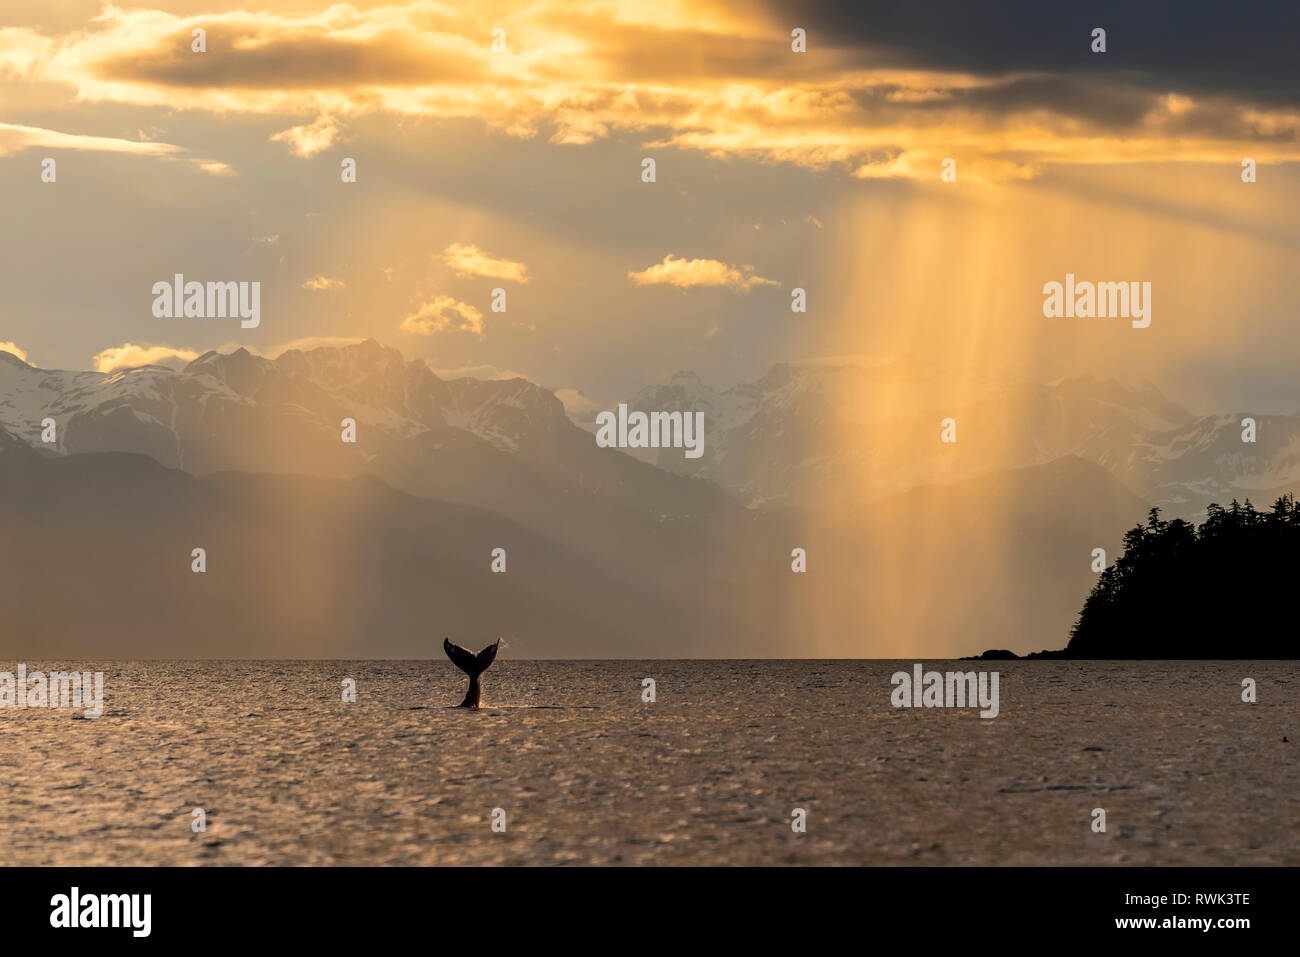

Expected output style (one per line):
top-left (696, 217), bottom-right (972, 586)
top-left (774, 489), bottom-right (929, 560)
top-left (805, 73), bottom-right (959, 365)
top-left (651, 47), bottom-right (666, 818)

top-left (1, 660), bottom-right (1295, 865)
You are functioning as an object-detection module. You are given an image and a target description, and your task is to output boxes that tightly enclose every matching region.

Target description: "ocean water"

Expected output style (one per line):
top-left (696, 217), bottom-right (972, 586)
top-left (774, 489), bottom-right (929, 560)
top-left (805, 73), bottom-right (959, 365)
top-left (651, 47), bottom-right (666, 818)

top-left (0, 660), bottom-right (1295, 865)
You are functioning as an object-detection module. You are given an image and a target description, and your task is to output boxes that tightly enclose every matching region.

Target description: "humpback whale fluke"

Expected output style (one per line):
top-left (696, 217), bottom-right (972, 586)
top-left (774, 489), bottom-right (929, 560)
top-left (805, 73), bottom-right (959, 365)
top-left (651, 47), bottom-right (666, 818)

top-left (443, 638), bottom-right (500, 709)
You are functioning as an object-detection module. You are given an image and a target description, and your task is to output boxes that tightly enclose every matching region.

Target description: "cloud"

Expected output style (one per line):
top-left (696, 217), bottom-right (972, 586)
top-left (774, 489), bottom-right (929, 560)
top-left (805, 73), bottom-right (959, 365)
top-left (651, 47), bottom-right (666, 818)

top-left (765, 1), bottom-right (1300, 108)
top-left (628, 254), bottom-right (779, 292)
top-left (4, 2), bottom-right (1299, 183)
top-left (194, 159), bottom-right (235, 177)
top-left (554, 387), bottom-right (599, 417)
top-left (270, 115), bottom-right (340, 157)
top-left (0, 123), bottom-right (232, 177)
top-left (442, 243), bottom-right (530, 283)
top-left (0, 341), bottom-right (29, 363)
top-left (302, 275), bottom-right (346, 291)
top-left (400, 296), bottom-right (484, 337)
top-left (432, 362), bottom-right (532, 381)
top-left (0, 121), bottom-right (183, 158)
top-left (92, 343), bottom-right (199, 373)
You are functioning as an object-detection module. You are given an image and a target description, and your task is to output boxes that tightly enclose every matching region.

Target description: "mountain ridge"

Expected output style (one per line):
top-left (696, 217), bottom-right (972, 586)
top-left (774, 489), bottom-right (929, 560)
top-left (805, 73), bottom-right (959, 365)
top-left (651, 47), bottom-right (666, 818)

top-left (609, 357), bottom-right (1297, 514)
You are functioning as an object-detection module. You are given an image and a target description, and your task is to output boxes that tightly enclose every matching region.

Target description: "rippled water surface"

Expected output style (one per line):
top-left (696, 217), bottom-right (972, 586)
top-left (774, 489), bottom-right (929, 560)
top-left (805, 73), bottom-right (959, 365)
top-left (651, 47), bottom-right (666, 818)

top-left (1, 660), bottom-right (1296, 865)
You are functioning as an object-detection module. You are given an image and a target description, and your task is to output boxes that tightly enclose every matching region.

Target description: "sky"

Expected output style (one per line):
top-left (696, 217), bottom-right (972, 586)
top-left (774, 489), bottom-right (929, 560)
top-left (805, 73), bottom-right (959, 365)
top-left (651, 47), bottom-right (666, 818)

top-left (2, 0), bottom-right (1299, 415)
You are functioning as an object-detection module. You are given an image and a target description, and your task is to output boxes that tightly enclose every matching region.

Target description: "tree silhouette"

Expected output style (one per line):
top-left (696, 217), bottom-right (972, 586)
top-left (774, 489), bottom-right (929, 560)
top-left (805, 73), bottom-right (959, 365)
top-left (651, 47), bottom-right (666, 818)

top-left (1066, 495), bottom-right (1298, 657)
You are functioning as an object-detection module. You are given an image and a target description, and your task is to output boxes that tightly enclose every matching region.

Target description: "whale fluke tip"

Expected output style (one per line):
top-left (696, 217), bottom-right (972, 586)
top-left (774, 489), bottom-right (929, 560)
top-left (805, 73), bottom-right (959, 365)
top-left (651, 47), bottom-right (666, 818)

top-left (444, 638), bottom-right (500, 708)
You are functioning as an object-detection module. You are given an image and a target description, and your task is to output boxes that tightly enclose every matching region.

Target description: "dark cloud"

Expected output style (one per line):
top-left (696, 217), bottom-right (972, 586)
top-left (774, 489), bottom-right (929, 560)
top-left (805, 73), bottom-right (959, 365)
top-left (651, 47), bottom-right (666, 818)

top-left (769, 0), bottom-right (1300, 106)
top-left (569, 22), bottom-right (851, 83)
top-left (851, 75), bottom-right (1160, 129)
top-left (93, 28), bottom-right (486, 90)
top-left (954, 76), bottom-right (1158, 127)
top-left (1164, 97), bottom-right (1299, 141)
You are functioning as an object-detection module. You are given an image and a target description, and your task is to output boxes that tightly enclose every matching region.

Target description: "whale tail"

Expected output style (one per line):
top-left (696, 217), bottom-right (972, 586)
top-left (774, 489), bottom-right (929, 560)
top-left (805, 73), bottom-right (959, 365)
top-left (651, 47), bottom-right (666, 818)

top-left (443, 638), bottom-right (500, 709)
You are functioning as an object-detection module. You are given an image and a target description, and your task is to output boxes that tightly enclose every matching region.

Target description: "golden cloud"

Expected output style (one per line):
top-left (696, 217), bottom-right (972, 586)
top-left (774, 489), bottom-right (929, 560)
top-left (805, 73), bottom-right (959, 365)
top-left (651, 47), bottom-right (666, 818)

top-left (400, 295), bottom-right (484, 337)
top-left (628, 254), bottom-right (778, 292)
top-left (0, 121), bottom-right (183, 158)
top-left (270, 115), bottom-right (340, 156)
top-left (432, 362), bottom-right (532, 380)
top-left (442, 243), bottom-right (530, 283)
top-left (194, 159), bottom-right (235, 176)
top-left (2, 3), bottom-right (1297, 181)
top-left (92, 343), bottom-right (200, 373)
top-left (302, 274), bottom-right (346, 291)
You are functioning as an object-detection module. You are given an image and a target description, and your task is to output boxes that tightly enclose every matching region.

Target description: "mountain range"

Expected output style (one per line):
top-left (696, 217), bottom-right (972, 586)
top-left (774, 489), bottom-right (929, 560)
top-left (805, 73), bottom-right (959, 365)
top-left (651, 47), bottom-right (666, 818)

top-left (609, 356), bottom-right (1300, 515)
top-left (2, 340), bottom-right (1287, 657)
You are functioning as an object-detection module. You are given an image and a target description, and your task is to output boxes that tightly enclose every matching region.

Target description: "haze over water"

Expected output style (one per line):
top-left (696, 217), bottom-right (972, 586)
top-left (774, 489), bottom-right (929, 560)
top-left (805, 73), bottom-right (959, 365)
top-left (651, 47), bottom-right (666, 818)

top-left (2, 659), bottom-right (1294, 866)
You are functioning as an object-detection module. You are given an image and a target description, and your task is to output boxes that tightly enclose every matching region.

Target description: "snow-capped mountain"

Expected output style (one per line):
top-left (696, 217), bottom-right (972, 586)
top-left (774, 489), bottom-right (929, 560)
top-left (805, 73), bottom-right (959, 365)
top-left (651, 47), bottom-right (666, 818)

top-left (8, 342), bottom-right (1296, 521)
top-left (0, 342), bottom-right (1166, 657)
top-left (0, 341), bottom-right (740, 593)
top-left (1120, 413), bottom-right (1300, 509)
top-left (612, 356), bottom-right (1300, 513)
top-left (0, 340), bottom-right (568, 467)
